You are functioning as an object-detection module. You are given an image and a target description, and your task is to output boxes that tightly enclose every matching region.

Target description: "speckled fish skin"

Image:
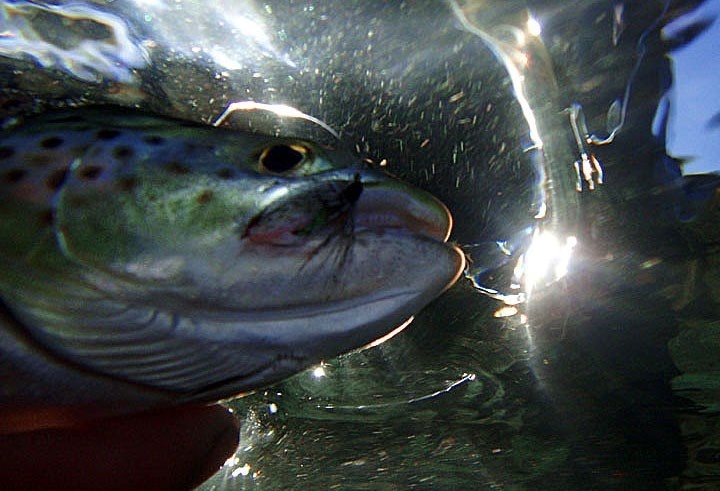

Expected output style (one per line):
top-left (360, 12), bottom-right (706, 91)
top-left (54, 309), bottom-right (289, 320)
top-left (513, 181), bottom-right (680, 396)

top-left (0, 106), bottom-right (464, 415)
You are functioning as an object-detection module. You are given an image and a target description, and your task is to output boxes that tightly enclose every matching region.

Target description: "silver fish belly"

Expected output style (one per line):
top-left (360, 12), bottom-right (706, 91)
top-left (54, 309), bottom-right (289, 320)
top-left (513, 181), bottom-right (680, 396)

top-left (0, 107), bottom-right (464, 416)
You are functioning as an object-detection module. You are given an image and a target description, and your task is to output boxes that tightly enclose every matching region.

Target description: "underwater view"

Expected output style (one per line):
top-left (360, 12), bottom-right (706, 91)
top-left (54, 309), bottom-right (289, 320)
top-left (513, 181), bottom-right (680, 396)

top-left (1, 0), bottom-right (720, 489)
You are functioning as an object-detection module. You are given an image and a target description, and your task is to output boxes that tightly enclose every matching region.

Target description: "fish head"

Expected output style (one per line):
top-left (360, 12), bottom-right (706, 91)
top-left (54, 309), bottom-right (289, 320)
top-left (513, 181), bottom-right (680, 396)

top-left (6, 119), bottom-right (464, 404)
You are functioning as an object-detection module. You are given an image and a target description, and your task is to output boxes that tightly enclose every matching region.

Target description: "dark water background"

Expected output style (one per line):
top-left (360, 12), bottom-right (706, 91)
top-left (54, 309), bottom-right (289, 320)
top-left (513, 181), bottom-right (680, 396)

top-left (1, 0), bottom-right (720, 489)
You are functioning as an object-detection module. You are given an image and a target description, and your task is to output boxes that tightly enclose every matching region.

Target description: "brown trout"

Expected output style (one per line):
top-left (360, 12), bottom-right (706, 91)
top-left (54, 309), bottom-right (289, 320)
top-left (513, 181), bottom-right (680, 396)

top-left (0, 107), bottom-right (464, 422)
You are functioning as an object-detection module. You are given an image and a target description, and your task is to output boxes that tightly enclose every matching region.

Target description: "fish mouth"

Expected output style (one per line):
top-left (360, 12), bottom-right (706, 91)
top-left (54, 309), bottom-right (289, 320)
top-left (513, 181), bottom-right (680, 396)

top-left (243, 173), bottom-right (455, 246)
top-left (352, 183), bottom-right (453, 243)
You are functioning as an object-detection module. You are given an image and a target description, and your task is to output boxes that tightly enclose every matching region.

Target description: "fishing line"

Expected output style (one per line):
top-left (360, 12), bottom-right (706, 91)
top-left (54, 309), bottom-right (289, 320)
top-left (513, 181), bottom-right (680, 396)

top-left (317, 372), bottom-right (477, 411)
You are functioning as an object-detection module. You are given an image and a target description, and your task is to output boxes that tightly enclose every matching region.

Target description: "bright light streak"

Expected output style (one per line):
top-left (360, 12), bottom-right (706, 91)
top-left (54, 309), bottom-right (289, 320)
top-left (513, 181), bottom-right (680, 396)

top-left (0, 2), bottom-right (148, 83)
top-left (224, 455), bottom-right (240, 467)
top-left (494, 306), bottom-right (519, 318)
top-left (527, 17), bottom-right (542, 37)
top-left (214, 101), bottom-right (340, 139)
top-left (231, 463), bottom-right (252, 478)
top-left (312, 366), bottom-right (326, 378)
top-left (226, 13), bottom-right (273, 47)
top-left (207, 47), bottom-right (244, 70)
top-left (362, 316), bottom-right (414, 349)
top-left (131, 0), bottom-right (168, 9)
top-left (468, 282), bottom-right (525, 306)
top-left (127, 0), bottom-right (297, 74)
top-left (448, 0), bottom-right (544, 149)
top-left (519, 231), bottom-right (577, 294)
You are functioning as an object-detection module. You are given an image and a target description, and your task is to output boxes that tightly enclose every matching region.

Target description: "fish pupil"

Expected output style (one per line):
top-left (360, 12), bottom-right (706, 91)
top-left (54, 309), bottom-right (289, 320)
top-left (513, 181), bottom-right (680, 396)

top-left (259, 144), bottom-right (307, 174)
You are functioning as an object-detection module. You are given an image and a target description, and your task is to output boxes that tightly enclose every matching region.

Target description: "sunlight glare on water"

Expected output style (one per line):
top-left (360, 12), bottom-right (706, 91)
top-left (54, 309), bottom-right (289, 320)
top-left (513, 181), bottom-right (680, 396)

top-left (0, 1), bottom-right (148, 83)
top-left (518, 231), bottom-right (577, 297)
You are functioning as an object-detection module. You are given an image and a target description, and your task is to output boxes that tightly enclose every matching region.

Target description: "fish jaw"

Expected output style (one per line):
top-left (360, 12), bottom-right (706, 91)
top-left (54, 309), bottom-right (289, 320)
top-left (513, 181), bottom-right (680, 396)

top-left (169, 213), bottom-right (466, 403)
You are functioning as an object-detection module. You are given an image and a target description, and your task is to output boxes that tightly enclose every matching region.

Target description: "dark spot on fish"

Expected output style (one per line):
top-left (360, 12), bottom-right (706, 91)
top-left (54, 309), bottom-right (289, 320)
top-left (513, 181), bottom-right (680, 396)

top-left (165, 161), bottom-right (190, 175)
top-left (40, 136), bottom-right (64, 149)
top-left (38, 209), bottom-right (54, 227)
top-left (112, 146), bottom-right (134, 159)
top-left (143, 135), bottom-right (165, 145)
top-left (196, 189), bottom-right (214, 205)
top-left (216, 168), bottom-right (235, 179)
top-left (118, 176), bottom-right (138, 192)
top-left (79, 165), bottom-right (103, 180)
top-left (46, 168), bottom-right (68, 190)
top-left (0, 146), bottom-right (15, 159)
top-left (4, 168), bottom-right (26, 183)
top-left (96, 129), bottom-right (122, 140)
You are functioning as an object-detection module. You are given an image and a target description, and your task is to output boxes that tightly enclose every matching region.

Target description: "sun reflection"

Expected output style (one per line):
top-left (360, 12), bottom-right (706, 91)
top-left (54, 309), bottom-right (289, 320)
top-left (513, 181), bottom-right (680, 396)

top-left (213, 101), bottom-right (340, 140)
top-left (217, 399), bottom-right (286, 485)
top-left (493, 305), bottom-right (519, 318)
top-left (127, 0), bottom-right (296, 72)
top-left (448, 1), bottom-right (546, 149)
top-left (230, 463), bottom-right (252, 478)
top-left (362, 317), bottom-right (414, 349)
top-left (469, 228), bottom-right (577, 312)
top-left (312, 365), bottom-right (327, 379)
top-left (223, 455), bottom-right (240, 468)
top-left (527, 17), bottom-right (542, 37)
top-left (0, 2), bottom-right (148, 83)
top-left (518, 231), bottom-right (577, 296)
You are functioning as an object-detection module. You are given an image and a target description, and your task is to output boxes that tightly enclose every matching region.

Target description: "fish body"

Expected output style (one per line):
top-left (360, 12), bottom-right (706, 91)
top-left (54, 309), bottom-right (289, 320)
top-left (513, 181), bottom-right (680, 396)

top-left (0, 107), bottom-right (464, 418)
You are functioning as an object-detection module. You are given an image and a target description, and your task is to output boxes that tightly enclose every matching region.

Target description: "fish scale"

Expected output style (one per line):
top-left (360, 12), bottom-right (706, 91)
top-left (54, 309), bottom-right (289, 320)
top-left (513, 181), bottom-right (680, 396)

top-left (0, 106), bottom-right (464, 417)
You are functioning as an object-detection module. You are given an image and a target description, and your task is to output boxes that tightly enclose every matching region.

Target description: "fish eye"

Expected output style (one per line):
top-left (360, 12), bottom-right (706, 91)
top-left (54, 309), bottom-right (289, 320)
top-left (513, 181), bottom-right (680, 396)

top-left (258, 144), bottom-right (311, 174)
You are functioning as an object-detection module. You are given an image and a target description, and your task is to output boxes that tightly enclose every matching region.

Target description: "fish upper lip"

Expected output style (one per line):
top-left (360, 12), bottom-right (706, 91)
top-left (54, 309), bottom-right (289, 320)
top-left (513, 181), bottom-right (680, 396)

top-left (351, 184), bottom-right (453, 242)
